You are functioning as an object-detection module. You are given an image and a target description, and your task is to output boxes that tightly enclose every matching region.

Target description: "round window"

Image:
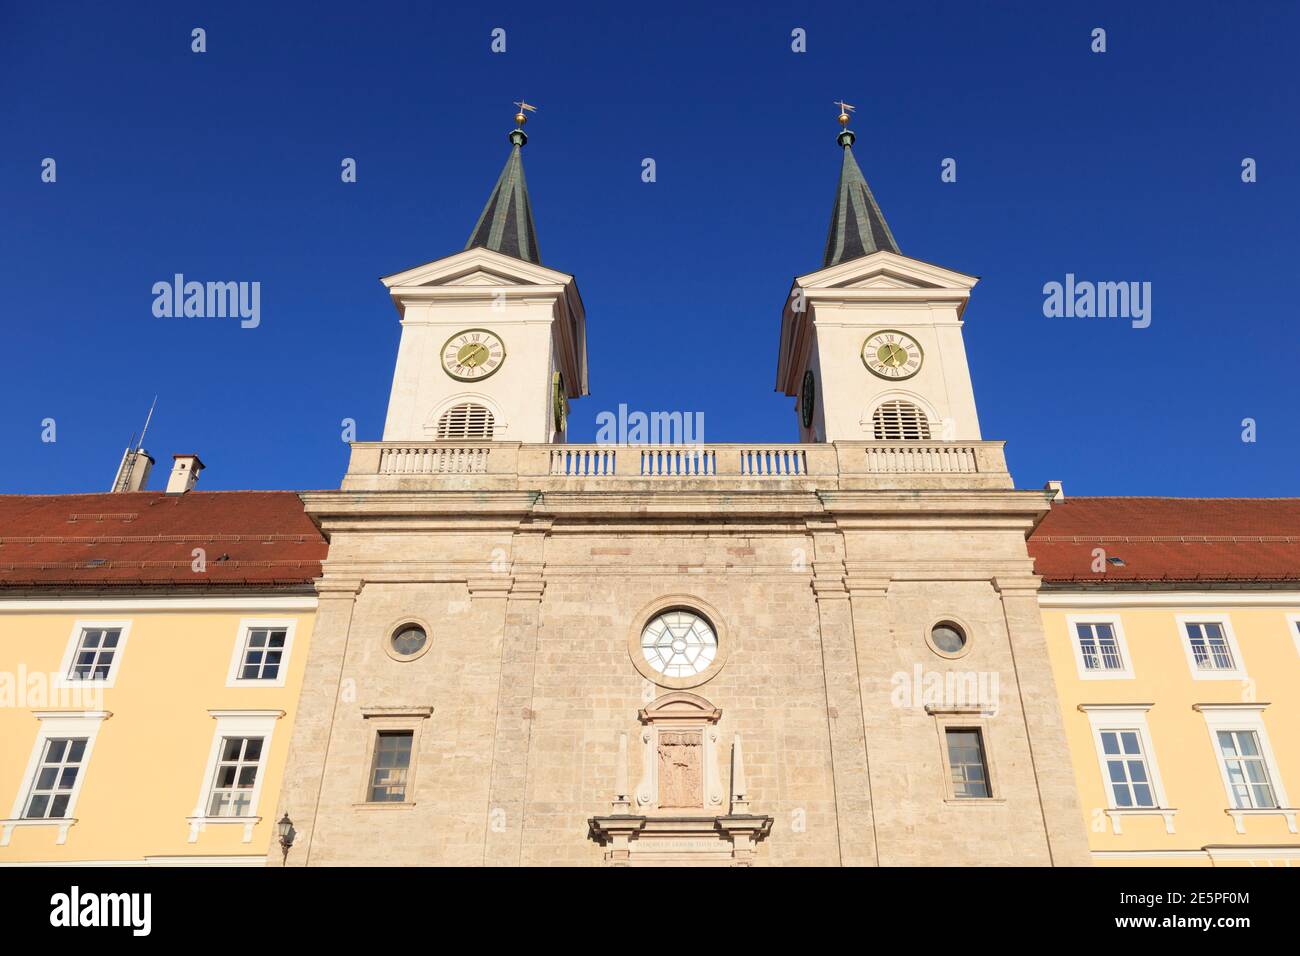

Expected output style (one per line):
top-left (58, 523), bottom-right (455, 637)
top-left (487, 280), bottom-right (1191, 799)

top-left (640, 609), bottom-right (717, 678)
top-left (929, 621), bottom-right (967, 656)
top-left (390, 624), bottom-right (428, 659)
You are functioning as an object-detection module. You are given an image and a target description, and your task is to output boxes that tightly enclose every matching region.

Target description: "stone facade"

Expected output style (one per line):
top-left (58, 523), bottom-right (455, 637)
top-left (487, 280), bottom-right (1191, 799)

top-left (269, 446), bottom-right (1091, 866)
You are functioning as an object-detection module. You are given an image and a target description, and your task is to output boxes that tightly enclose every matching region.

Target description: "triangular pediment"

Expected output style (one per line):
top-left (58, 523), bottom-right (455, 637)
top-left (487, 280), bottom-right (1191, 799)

top-left (796, 250), bottom-right (978, 292)
top-left (443, 270), bottom-right (524, 286)
top-left (380, 246), bottom-right (572, 290)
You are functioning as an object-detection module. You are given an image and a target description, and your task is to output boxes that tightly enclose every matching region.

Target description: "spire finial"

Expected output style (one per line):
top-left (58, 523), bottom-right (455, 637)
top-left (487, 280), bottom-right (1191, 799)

top-left (833, 100), bottom-right (856, 148)
top-left (511, 100), bottom-right (537, 146)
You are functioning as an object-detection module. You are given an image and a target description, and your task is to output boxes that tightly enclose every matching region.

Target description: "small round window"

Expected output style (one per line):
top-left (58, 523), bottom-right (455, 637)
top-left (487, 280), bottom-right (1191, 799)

top-left (389, 623), bottom-right (428, 660)
top-left (641, 609), bottom-right (717, 678)
top-left (929, 621), bottom-right (968, 657)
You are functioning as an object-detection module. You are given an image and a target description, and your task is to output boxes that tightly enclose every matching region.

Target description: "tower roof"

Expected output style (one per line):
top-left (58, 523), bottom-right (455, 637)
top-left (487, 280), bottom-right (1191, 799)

top-left (822, 129), bottom-right (899, 267)
top-left (465, 128), bottom-right (541, 265)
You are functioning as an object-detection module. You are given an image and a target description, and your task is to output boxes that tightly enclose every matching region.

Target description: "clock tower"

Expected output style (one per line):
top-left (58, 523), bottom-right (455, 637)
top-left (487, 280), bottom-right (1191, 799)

top-left (380, 110), bottom-right (587, 445)
top-left (776, 115), bottom-right (982, 443)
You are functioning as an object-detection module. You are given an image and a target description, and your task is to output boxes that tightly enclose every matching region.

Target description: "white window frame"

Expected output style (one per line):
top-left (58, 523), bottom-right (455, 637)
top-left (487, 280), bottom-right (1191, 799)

top-left (1194, 704), bottom-right (1295, 834)
top-left (187, 709), bottom-right (283, 844)
top-left (224, 618), bottom-right (297, 688)
top-left (1287, 613), bottom-right (1300, 657)
top-left (1176, 614), bottom-right (1247, 681)
top-left (1066, 615), bottom-right (1134, 680)
top-left (1079, 704), bottom-right (1175, 834)
top-left (55, 620), bottom-right (132, 689)
top-left (2, 711), bottom-right (111, 847)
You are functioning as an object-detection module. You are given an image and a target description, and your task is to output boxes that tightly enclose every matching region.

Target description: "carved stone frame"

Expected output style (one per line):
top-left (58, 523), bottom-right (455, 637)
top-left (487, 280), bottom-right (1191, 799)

top-left (627, 595), bottom-right (731, 690)
top-left (634, 692), bottom-right (725, 813)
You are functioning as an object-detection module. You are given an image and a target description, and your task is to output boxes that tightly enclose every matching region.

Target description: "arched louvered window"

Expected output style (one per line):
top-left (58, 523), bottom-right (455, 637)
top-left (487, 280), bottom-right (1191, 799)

top-left (872, 400), bottom-right (931, 440)
top-left (436, 403), bottom-right (495, 440)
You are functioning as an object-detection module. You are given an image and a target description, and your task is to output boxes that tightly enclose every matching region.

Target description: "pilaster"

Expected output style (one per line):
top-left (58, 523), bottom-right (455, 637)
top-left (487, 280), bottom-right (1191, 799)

top-left (808, 519), bottom-right (878, 866)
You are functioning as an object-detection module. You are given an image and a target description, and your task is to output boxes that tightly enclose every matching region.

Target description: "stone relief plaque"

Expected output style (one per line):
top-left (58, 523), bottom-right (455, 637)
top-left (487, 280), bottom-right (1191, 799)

top-left (657, 730), bottom-right (703, 808)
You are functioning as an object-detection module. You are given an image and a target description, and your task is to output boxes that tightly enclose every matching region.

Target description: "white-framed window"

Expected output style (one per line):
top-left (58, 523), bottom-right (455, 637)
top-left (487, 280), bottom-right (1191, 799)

top-left (1099, 730), bottom-right (1156, 808)
top-left (1194, 704), bottom-right (1295, 835)
top-left (225, 619), bottom-right (296, 687)
top-left (2, 711), bottom-right (111, 847)
top-left (1176, 614), bottom-right (1247, 680)
top-left (56, 620), bottom-right (131, 688)
top-left (188, 710), bottom-right (282, 844)
top-left (1066, 616), bottom-right (1134, 679)
top-left (1079, 705), bottom-right (1175, 834)
top-left (1216, 730), bottom-right (1277, 809)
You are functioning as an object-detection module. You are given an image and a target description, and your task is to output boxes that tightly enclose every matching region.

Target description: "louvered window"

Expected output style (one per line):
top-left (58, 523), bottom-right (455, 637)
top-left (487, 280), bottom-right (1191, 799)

top-left (436, 403), bottom-right (494, 439)
top-left (871, 400), bottom-right (930, 440)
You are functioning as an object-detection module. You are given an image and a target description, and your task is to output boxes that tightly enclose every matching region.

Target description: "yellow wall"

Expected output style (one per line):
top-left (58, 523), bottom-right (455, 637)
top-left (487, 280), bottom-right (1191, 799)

top-left (1042, 597), bottom-right (1300, 866)
top-left (0, 601), bottom-right (313, 864)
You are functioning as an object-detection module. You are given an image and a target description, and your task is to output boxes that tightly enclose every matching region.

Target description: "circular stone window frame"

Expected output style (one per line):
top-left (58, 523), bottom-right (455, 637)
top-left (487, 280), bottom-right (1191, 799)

top-left (628, 595), bottom-right (731, 690)
top-left (384, 617), bottom-right (433, 663)
top-left (925, 615), bottom-right (973, 661)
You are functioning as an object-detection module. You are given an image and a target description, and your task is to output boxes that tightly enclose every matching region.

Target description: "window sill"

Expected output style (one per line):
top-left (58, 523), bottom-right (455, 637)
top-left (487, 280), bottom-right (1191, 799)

top-left (1189, 669), bottom-right (1249, 682)
top-left (943, 797), bottom-right (1006, 806)
top-left (1105, 808), bottom-right (1177, 835)
top-left (1076, 669), bottom-right (1135, 681)
top-left (1226, 808), bottom-right (1298, 834)
top-left (0, 817), bottom-right (77, 847)
top-left (352, 801), bottom-right (417, 810)
top-left (186, 815), bottom-right (261, 844)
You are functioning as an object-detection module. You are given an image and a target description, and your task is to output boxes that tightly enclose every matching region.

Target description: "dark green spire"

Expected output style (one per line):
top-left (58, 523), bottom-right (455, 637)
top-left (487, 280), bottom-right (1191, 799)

top-left (465, 127), bottom-right (541, 264)
top-left (822, 129), bottom-right (899, 267)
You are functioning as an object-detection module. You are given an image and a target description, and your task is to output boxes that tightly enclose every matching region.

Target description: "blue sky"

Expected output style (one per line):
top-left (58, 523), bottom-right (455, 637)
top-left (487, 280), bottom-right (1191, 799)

top-left (2, 1), bottom-right (1296, 496)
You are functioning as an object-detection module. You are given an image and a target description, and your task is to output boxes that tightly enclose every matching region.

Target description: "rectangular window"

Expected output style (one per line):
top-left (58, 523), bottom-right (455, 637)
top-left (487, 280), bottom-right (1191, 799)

top-left (1217, 730), bottom-right (1278, 809)
top-left (944, 728), bottom-right (991, 799)
top-left (1186, 622), bottom-right (1235, 671)
top-left (237, 627), bottom-right (287, 681)
top-left (68, 627), bottom-right (122, 681)
top-left (1100, 730), bottom-right (1156, 808)
top-left (23, 738), bottom-right (89, 819)
top-left (368, 731), bottom-right (414, 803)
top-left (1076, 622), bottom-right (1124, 671)
top-left (206, 737), bottom-right (264, 817)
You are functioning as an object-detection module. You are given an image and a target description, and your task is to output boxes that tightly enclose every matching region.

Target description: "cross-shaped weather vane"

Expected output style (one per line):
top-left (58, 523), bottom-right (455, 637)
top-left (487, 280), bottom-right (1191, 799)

top-left (514, 100), bottom-right (538, 126)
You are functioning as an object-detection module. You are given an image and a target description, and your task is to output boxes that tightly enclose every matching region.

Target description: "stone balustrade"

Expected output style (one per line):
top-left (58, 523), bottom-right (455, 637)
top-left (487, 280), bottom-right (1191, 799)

top-left (342, 440), bottom-right (1014, 491)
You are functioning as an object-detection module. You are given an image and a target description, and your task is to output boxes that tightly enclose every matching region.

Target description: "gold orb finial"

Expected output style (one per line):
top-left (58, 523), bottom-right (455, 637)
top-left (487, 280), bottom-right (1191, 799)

top-left (514, 100), bottom-right (537, 128)
top-left (834, 100), bottom-right (855, 127)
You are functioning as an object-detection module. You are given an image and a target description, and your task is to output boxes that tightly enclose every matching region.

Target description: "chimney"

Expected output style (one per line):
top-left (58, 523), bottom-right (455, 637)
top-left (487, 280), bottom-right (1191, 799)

top-left (110, 447), bottom-right (154, 493)
top-left (1044, 480), bottom-right (1065, 502)
top-left (166, 454), bottom-right (205, 494)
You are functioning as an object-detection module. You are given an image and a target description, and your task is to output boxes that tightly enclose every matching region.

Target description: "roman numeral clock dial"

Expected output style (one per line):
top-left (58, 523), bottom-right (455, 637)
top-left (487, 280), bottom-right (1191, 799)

top-left (862, 330), bottom-right (923, 380)
top-left (441, 329), bottom-right (505, 381)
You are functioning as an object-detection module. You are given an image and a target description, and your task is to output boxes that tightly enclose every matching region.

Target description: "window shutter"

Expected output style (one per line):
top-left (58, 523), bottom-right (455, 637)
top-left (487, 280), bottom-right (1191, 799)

top-left (871, 400), bottom-right (931, 440)
top-left (436, 403), bottom-right (495, 439)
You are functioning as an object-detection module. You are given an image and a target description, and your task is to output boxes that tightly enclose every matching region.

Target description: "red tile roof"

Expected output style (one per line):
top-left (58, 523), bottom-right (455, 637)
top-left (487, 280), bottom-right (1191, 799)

top-left (0, 492), bottom-right (326, 589)
top-left (1029, 497), bottom-right (1300, 584)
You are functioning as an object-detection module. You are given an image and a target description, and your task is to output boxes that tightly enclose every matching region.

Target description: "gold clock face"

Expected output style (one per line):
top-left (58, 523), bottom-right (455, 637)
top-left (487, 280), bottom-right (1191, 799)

top-left (862, 330), bottom-right (923, 380)
top-left (441, 329), bottom-right (505, 381)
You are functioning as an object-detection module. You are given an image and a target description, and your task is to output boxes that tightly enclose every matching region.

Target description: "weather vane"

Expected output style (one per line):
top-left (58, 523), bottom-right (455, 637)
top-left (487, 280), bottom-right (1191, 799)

top-left (514, 100), bottom-right (538, 127)
top-left (834, 101), bottom-right (856, 127)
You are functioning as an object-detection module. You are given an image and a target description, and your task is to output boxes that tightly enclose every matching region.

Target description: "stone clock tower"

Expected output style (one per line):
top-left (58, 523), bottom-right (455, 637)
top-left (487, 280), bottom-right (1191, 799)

top-left (776, 120), bottom-right (982, 444)
top-left (380, 115), bottom-right (587, 444)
